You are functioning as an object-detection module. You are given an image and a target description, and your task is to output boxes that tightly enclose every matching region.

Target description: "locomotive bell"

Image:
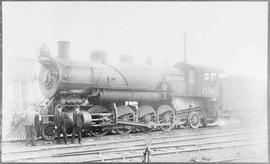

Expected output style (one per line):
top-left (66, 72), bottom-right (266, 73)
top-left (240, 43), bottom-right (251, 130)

top-left (57, 41), bottom-right (70, 59)
top-left (39, 43), bottom-right (50, 57)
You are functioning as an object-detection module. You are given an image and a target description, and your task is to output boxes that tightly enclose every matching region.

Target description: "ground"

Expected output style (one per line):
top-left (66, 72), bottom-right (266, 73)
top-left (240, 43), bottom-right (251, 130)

top-left (2, 117), bottom-right (268, 163)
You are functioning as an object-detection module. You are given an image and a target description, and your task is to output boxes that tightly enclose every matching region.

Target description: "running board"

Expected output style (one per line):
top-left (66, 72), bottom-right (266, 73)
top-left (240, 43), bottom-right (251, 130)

top-left (116, 120), bottom-right (172, 129)
top-left (116, 120), bottom-right (152, 128)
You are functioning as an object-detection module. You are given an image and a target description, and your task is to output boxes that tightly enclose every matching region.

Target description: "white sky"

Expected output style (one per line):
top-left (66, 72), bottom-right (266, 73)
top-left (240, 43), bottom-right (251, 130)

top-left (3, 2), bottom-right (268, 80)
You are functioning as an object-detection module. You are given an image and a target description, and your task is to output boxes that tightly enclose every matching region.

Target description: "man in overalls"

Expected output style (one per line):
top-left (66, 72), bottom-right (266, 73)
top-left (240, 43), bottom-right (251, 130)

top-left (24, 104), bottom-right (37, 146)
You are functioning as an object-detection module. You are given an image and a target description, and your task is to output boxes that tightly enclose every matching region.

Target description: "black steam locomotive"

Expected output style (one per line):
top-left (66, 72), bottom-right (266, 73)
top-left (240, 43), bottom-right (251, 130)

top-left (37, 41), bottom-right (222, 140)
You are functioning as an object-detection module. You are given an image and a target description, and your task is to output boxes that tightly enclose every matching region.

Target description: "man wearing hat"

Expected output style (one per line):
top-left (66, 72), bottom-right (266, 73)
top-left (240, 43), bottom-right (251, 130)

top-left (54, 105), bottom-right (69, 144)
top-left (23, 103), bottom-right (38, 146)
top-left (71, 105), bottom-right (84, 144)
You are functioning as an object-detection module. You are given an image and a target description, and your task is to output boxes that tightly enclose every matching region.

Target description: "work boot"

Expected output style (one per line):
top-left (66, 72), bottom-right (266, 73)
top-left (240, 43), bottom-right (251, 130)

top-left (31, 141), bottom-right (36, 146)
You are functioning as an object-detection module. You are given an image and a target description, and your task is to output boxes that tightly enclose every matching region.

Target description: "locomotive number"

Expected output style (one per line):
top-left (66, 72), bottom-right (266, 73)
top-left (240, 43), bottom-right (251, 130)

top-left (202, 87), bottom-right (214, 95)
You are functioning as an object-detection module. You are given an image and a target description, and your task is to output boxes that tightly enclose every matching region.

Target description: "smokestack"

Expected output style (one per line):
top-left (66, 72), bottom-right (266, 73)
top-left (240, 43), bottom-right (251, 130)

top-left (57, 41), bottom-right (70, 59)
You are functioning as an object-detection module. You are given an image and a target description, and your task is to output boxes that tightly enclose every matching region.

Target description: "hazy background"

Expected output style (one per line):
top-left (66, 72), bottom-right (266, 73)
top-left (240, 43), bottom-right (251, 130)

top-left (2, 2), bottom-right (268, 139)
top-left (3, 2), bottom-right (267, 80)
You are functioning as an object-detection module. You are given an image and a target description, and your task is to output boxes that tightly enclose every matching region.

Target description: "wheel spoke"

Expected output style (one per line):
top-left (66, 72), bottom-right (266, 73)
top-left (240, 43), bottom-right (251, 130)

top-left (160, 120), bottom-right (166, 123)
top-left (41, 121), bottom-right (57, 141)
top-left (88, 105), bottom-right (111, 137)
top-left (157, 105), bottom-right (175, 131)
top-left (116, 105), bottom-right (135, 135)
top-left (127, 113), bottom-right (133, 120)
top-left (137, 105), bottom-right (156, 133)
top-left (188, 111), bottom-right (200, 129)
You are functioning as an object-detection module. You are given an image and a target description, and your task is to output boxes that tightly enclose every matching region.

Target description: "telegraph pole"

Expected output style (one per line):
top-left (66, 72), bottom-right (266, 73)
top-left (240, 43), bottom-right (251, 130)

top-left (183, 33), bottom-right (187, 63)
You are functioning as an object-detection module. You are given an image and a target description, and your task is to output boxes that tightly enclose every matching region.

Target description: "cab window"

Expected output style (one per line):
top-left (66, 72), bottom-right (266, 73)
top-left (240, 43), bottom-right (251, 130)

top-left (204, 72), bottom-right (217, 81)
top-left (204, 73), bottom-right (210, 81)
top-left (210, 73), bottom-right (217, 80)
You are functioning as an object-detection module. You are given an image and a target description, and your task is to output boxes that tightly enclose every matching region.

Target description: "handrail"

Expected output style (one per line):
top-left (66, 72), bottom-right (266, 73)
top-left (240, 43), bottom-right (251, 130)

top-left (33, 97), bottom-right (46, 112)
top-left (35, 96), bottom-right (55, 113)
top-left (105, 63), bottom-right (129, 88)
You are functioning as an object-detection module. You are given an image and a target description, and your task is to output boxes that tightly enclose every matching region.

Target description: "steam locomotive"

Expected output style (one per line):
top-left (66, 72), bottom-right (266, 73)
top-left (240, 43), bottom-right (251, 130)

top-left (37, 41), bottom-right (222, 140)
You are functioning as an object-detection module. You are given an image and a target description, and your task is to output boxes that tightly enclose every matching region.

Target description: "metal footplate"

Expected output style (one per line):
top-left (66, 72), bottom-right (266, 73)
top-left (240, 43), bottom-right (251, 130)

top-left (116, 120), bottom-right (172, 129)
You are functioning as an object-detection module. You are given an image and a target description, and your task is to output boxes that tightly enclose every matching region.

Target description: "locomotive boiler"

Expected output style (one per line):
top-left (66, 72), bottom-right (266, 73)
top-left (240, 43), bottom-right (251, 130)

top-left (37, 41), bottom-right (222, 140)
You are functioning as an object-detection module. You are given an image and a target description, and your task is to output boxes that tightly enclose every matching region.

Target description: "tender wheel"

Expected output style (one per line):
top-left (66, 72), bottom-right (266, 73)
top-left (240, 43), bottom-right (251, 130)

top-left (157, 105), bottom-right (176, 131)
top-left (41, 121), bottom-right (57, 141)
top-left (137, 105), bottom-right (156, 133)
top-left (116, 105), bottom-right (135, 135)
top-left (188, 111), bottom-right (201, 129)
top-left (88, 105), bottom-right (111, 137)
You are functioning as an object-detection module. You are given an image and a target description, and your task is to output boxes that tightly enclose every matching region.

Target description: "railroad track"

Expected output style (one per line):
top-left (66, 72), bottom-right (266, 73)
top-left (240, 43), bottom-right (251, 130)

top-left (3, 125), bottom-right (266, 162)
top-left (56, 135), bottom-right (265, 156)
top-left (89, 140), bottom-right (266, 162)
top-left (1, 122), bottom-right (242, 145)
top-left (53, 131), bottom-right (264, 156)
top-left (12, 135), bottom-right (266, 162)
top-left (2, 124), bottom-right (251, 154)
top-left (212, 154), bottom-right (269, 162)
top-left (2, 125), bottom-right (255, 155)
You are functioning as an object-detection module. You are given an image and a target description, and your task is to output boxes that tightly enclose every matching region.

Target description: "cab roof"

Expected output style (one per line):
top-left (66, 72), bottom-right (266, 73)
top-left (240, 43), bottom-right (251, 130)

top-left (174, 62), bottom-right (224, 73)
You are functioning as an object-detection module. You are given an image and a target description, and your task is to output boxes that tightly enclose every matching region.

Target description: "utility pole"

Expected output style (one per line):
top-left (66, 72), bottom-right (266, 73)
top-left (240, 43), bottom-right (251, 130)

top-left (182, 32), bottom-right (188, 63)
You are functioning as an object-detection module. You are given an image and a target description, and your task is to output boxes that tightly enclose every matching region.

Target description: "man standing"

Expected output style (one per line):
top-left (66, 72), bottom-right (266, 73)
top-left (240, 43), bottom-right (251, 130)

top-left (54, 105), bottom-right (68, 144)
top-left (24, 104), bottom-right (37, 146)
top-left (72, 105), bottom-right (84, 144)
top-left (34, 107), bottom-right (42, 133)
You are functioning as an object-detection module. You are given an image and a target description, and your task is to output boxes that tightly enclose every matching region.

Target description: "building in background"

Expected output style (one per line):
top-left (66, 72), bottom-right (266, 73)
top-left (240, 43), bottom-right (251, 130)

top-left (220, 75), bottom-right (267, 127)
top-left (3, 58), bottom-right (43, 140)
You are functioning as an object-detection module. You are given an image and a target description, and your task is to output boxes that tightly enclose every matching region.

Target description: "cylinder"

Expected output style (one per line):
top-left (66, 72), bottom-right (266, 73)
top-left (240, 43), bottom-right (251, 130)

top-left (66, 111), bottom-right (92, 127)
top-left (57, 41), bottom-right (70, 59)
